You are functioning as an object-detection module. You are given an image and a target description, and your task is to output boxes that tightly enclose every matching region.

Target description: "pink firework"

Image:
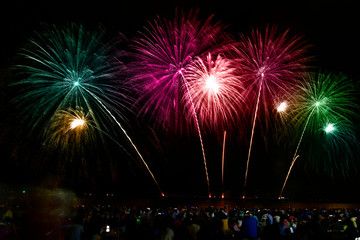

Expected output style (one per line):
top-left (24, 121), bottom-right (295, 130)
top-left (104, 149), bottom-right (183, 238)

top-left (185, 53), bottom-right (244, 133)
top-left (130, 10), bottom-right (227, 132)
top-left (233, 25), bottom-right (309, 192)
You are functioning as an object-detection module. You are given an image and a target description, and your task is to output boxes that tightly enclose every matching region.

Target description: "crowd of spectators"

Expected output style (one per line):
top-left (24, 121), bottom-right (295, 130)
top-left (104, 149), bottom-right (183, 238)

top-left (2, 199), bottom-right (360, 240)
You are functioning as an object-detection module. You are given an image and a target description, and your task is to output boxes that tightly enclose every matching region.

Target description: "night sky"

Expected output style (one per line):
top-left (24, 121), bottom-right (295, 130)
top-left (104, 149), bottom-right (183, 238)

top-left (1, 0), bottom-right (359, 201)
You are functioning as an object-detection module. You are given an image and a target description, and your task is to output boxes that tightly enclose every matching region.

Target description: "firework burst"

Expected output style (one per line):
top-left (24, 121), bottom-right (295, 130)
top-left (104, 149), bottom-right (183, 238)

top-left (44, 107), bottom-right (95, 153)
top-left (185, 53), bottom-right (244, 133)
top-left (130, 10), bottom-right (232, 196)
top-left (232, 25), bottom-right (309, 193)
top-left (279, 71), bottom-right (358, 197)
top-left (12, 23), bottom-right (129, 136)
top-left (12, 23), bottom-right (164, 195)
top-left (291, 72), bottom-right (357, 131)
top-left (130, 9), bottom-right (228, 132)
top-left (235, 26), bottom-right (309, 115)
top-left (292, 72), bottom-right (358, 171)
top-left (44, 107), bottom-right (133, 158)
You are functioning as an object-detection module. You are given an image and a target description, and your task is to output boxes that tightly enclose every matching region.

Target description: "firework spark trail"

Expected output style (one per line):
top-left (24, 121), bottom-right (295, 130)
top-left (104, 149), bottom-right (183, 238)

top-left (279, 107), bottom-right (315, 198)
top-left (244, 76), bottom-right (263, 194)
top-left (221, 130), bottom-right (227, 198)
top-left (83, 87), bottom-right (164, 196)
top-left (180, 71), bottom-right (211, 197)
top-left (279, 155), bottom-right (300, 199)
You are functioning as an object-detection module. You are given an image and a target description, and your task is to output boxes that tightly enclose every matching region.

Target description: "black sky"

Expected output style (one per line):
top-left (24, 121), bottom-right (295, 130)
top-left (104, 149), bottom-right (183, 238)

top-left (1, 0), bottom-right (359, 201)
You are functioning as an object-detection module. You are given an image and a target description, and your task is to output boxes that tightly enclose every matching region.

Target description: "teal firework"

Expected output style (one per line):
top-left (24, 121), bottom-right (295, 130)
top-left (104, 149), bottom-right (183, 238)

top-left (12, 24), bottom-right (164, 195)
top-left (12, 23), bottom-right (129, 138)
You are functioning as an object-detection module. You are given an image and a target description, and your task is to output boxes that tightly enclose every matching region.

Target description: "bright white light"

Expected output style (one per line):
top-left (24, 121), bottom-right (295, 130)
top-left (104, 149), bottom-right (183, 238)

top-left (315, 101), bottom-right (320, 106)
top-left (258, 66), bottom-right (266, 78)
top-left (277, 101), bottom-right (287, 112)
top-left (74, 81), bottom-right (80, 86)
top-left (325, 123), bottom-right (335, 133)
top-left (70, 118), bottom-right (85, 129)
top-left (205, 75), bottom-right (219, 93)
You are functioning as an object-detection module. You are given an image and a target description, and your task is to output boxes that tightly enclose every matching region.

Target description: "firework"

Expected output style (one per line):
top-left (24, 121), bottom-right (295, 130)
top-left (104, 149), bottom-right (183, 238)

top-left (184, 53), bottom-right (243, 198)
top-left (320, 120), bottom-right (358, 176)
top-left (291, 72), bottom-right (357, 133)
top-left (279, 72), bottom-right (358, 197)
top-left (185, 53), bottom-right (244, 132)
top-left (131, 10), bottom-right (230, 196)
top-left (130, 9), bottom-right (228, 131)
top-left (45, 107), bottom-right (133, 157)
top-left (13, 23), bottom-right (129, 135)
top-left (44, 107), bottom-right (95, 154)
top-left (12, 23), bottom-right (164, 195)
top-left (232, 25), bottom-right (309, 194)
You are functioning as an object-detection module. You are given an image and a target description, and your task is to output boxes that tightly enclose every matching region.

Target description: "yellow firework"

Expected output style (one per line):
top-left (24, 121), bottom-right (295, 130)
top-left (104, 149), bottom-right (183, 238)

top-left (44, 107), bottom-right (95, 153)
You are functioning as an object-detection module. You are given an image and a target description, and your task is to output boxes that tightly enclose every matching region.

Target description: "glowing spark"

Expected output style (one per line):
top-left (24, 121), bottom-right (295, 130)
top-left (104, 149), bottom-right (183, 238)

top-left (277, 101), bottom-right (287, 112)
top-left (70, 118), bottom-right (85, 129)
top-left (325, 123), bottom-right (335, 133)
top-left (205, 75), bottom-right (220, 93)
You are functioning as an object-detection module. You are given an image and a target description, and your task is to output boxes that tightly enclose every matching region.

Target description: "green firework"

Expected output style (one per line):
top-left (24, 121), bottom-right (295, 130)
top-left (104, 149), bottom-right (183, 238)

top-left (290, 71), bottom-right (358, 176)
